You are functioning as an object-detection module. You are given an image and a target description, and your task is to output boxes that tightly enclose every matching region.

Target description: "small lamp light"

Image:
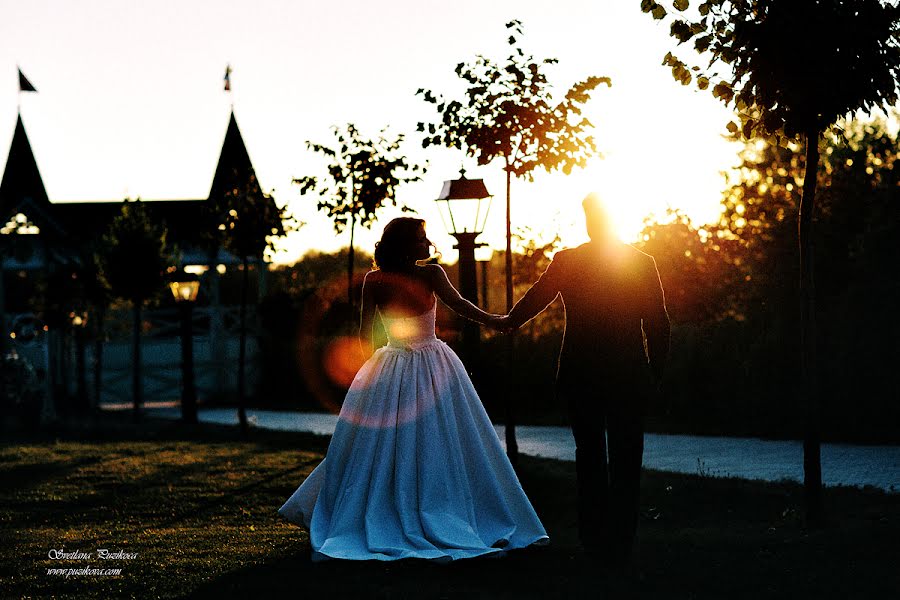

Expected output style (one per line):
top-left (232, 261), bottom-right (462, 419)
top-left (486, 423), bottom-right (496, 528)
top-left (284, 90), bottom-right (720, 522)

top-left (169, 273), bottom-right (200, 303)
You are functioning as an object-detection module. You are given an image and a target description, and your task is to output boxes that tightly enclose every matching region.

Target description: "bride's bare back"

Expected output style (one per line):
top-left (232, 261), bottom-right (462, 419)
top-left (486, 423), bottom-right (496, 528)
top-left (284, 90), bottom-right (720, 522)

top-left (366, 267), bottom-right (436, 319)
top-left (358, 264), bottom-right (501, 355)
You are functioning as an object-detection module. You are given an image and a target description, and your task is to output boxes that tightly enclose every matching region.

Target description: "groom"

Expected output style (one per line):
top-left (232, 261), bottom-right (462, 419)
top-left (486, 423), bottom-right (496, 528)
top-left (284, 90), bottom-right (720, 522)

top-left (502, 193), bottom-right (670, 564)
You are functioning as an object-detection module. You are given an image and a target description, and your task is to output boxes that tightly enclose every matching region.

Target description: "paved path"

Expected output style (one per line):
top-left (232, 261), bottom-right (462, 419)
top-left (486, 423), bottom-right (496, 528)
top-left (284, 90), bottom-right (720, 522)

top-left (136, 406), bottom-right (900, 493)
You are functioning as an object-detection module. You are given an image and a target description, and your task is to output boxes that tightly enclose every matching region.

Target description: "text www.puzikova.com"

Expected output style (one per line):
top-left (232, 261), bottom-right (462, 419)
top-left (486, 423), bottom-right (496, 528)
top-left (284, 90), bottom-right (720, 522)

top-left (46, 566), bottom-right (123, 578)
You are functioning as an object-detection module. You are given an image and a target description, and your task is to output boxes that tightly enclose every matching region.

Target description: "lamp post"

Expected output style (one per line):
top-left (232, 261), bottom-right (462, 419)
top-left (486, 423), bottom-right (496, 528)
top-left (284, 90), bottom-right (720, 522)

top-left (169, 273), bottom-right (200, 424)
top-left (435, 169), bottom-right (492, 361)
top-left (475, 244), bottom-right (494, 311)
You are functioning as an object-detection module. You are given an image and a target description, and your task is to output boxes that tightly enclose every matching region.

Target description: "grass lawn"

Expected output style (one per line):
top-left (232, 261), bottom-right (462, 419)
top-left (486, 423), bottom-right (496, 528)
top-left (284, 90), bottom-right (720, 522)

top-left (1, 414), bottom-right (897, 599)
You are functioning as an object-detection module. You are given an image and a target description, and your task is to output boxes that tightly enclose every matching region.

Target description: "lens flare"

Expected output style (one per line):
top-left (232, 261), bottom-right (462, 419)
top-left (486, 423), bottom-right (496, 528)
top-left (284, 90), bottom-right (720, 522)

top-left (322, 336), bottom-right (366, 389)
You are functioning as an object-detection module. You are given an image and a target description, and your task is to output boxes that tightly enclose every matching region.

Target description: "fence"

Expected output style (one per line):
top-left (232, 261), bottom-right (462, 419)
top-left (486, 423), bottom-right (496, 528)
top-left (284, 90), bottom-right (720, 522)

top-left (4, 304), bottom-right (261, 414)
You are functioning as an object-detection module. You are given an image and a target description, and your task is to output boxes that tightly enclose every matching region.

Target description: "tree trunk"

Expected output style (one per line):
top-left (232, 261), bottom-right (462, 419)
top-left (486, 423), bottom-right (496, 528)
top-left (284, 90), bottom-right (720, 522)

top-left (348, 215), bottom-right (356, 308)
top-left (800, 126), bottom-right (823, 527)
top-left (132, 301), bottom-right (142, 423)
top-left (75, 325), bottom-right (88, 413)
top-left (505, 166), bottom-right (513, 313)
top-left (504, 165), bottom-right (519, 464)
top-left (208, 245), bottom-right (226, 399)
top-left (92, 304), bottom-right (106, 412)
top-left (237, 256), bottom-right (249, 436)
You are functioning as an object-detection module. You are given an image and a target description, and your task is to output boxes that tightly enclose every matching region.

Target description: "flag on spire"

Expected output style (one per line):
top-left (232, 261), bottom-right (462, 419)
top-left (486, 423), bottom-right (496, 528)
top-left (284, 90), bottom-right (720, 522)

top-left (18, 68), bottom-right (37, 92)
top-left (224, 64), bottom-right (232, 91)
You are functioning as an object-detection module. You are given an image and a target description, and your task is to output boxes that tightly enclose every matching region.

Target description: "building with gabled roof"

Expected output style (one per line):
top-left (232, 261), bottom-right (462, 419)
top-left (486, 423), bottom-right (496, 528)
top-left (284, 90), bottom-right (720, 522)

top-left (1, 107), bottom-right (271, 406)
top-left (0, 109), bottom-right (269, 261)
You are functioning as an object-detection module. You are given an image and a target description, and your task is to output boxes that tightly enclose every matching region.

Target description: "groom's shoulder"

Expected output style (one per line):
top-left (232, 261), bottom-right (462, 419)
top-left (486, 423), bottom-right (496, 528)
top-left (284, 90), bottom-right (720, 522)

top-left (623, 244), bottom-right (661, 277)
top-left (625, 243), bottom-right (655, 262)
top-left (549, 245), bottom-right (580, 268)
top-left (560, 243), bottom-right (590, 259)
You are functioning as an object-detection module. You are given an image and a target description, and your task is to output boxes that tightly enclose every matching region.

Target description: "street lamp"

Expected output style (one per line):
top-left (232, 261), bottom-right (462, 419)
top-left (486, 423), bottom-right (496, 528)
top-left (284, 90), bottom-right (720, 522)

top-left (169, 273), bottom-right (200, 424)
top-left (437, 170), bottom-right (520, 465)
top-left (435, 168), bottom-right (492, 362)
top-left (435, 168), bottom-right (492, 300)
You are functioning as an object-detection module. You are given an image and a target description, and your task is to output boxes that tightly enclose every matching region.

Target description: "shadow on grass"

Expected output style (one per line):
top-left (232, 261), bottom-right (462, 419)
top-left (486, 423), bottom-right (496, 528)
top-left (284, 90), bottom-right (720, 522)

top-left (1, 456), bottom-right (106, 492)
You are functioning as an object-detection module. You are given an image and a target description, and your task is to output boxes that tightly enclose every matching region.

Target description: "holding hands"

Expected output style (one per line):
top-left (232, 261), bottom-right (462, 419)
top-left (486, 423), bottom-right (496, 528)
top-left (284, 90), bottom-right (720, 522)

top-left (484, 314), bottom-right (516, 334)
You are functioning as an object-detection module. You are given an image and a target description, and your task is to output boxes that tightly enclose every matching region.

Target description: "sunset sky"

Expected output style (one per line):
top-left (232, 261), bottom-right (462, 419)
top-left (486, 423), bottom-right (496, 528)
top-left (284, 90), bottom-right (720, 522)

top-left (0, 0), bottom-right (739, 264)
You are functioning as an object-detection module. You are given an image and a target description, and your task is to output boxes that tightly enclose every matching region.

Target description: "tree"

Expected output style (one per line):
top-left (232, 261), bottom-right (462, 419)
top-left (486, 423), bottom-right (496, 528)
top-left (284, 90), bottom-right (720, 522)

top-left (219, 172), bottom-right (294, 435)
top-left (417, 19), bottom-right (610, 461)
top-left (80, 253), bottom-right (111, 415)
top-left (718, 118), bottom-right (900, 439)
top-left (643, 0), bottom-right (900, 524)
top-left (417, 20), bottom-right (610, 315)
top-left (637, 210), bottom-right (743, 324)
top-left (95, 199), bottom-right (170, 422)
top-left (294, 124), bottom-right (425, 307)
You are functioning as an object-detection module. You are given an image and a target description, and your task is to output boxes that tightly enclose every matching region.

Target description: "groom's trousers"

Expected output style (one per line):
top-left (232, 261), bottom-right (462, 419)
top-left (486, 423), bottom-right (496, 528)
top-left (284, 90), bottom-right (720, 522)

top-left (560, 368), bottom-right (651, 559)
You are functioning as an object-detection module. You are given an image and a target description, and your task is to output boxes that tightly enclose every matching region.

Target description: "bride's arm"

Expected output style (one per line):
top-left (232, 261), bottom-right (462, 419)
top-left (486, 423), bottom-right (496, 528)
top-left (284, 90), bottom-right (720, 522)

top-left (427, 264), bottom-right (502, 327)
top-left (358, 271), bottom-right (377, 357)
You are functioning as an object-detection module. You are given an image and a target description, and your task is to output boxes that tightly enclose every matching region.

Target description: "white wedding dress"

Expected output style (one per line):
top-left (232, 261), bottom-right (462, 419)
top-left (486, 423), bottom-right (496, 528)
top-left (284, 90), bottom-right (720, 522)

top-left (278, 302), bottom-right (549, 561)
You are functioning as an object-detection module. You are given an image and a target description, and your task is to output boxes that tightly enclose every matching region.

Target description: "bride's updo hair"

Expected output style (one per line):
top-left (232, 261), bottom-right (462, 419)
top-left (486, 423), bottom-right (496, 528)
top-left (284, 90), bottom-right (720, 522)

top-left (374, 217), bottom-right (433, 272)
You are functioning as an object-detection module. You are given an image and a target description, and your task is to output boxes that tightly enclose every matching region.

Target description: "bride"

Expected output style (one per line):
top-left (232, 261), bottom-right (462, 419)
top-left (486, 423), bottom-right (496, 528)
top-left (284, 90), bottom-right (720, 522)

top-left (278, 217), bottom-right (548, 561)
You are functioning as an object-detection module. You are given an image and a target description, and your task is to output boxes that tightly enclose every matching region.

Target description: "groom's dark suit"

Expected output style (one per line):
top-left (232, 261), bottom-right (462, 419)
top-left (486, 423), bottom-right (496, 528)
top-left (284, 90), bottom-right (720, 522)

top-left (508, 239), bottom-right (670, 560)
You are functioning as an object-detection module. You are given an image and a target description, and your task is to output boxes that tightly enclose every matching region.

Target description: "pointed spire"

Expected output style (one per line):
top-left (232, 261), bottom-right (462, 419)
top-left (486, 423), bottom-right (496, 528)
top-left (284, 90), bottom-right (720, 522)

top-left (208, 110), bottom-right (257, 201)
top-left (0, 114), bottom-right (50, 218)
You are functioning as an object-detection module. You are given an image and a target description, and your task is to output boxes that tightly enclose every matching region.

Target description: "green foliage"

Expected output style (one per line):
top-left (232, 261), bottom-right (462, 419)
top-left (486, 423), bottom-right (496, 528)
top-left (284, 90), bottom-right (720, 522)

top-left (416, 20), bottom-right (611, 178)
top-left (293, 124), bottom-right (425, 233)
top-left (644, 0), bottom-right (900, 140)
top-left (95, 199), bottom-right (171, 305)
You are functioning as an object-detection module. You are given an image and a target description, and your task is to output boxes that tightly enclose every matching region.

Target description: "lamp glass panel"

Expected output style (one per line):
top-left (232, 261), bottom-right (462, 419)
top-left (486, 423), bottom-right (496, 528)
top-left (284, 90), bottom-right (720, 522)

top-left (444, 197), bottom-right (485, 234)
top-left (435, 199), bottom-right (455, 235)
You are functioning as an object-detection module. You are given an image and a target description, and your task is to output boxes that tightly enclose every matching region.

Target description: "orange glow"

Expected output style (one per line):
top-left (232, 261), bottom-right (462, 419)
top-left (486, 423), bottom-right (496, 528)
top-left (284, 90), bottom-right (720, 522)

top-left (322, 336), bottom-right (366, 389)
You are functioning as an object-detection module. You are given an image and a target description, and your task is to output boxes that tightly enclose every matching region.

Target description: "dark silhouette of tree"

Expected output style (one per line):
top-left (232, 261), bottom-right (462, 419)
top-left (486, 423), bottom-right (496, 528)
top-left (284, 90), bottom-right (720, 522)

top-left (294, 124), bottom-right (424, 307)
top-left (417, 20), bottom-right (611, 316)
top-left (717, 118), bottom-right (900, 436)
top-left (95, 199), bottom-right (170, 422)
top-left (417, 19), bottom-right (610, 461)
top-left (80, 253), bottom-right (111, 414)
top-left (644, 0), bottom-right (900, 526)
top-left (219, 173), bottom-right (294, 436)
